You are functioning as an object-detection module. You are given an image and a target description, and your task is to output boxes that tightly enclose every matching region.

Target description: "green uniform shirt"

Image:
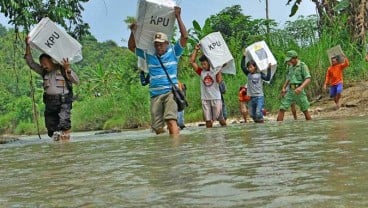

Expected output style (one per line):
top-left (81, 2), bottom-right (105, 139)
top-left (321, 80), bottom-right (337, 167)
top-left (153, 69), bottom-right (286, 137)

top-left (287, 60), bottom-right (311, 84)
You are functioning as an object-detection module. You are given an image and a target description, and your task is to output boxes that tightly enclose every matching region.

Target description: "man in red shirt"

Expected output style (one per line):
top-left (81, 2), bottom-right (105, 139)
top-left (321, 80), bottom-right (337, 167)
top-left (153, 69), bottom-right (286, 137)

top-left (323, 55), bottom-right (349, 110)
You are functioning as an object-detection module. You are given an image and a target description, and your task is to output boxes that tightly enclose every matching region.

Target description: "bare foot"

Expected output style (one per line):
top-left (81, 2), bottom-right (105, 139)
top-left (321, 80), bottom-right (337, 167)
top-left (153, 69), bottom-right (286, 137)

top-left (219, 120), bottom-right (227, 126)
top-left (334, 105), bottom-right (340, 110)
top-left (155, 128), bottom-right (166, 135)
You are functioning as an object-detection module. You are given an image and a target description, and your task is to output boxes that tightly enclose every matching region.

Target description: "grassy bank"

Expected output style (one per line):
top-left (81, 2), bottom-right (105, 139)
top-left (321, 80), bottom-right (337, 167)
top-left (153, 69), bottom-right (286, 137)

top-left (2, 10), bottom-right (368, 135)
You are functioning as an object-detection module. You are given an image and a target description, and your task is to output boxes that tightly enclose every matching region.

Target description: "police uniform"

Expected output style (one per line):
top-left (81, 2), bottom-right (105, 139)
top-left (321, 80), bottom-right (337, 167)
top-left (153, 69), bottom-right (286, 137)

top-left (25, 54), bottom-right (79, 137)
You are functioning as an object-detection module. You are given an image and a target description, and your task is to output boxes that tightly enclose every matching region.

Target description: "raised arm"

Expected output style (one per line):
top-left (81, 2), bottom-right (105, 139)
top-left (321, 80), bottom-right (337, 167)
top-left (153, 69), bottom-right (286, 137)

top-left (189, 44), bottom-right (200, 71)
top-left (62, 58), bottom-right (79, 85)
top-left (240, 55), bottom-right (249, 75)
top-left (128, 23), bottom-right (137, 53)
top-left (340, 56), bottom-right (349, 69)
top-left (261, 63), bottom-right (272, 81)
top-left (24, 36), bottom-right (43, 75)
top-left (174, 6), bottom-right (188, 47)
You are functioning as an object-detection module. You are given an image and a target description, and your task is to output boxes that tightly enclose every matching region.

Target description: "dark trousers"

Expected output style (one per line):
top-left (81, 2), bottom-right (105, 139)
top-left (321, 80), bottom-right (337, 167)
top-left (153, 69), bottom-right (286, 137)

top-left (44, 102), bottom-right (72, 137)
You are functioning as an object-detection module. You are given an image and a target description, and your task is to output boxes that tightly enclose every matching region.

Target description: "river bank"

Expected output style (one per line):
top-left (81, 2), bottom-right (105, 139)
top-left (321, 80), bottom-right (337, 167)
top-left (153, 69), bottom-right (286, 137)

top-left (1, 80), bottom-right (367, 144)
top-left (186, 80), bottom-right (368, 126)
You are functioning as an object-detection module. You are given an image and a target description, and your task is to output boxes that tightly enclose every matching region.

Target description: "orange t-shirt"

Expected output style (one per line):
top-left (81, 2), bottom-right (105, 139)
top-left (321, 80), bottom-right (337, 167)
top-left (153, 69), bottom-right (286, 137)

top-left (324, 58), bottom-right (349, 86)
top-left (239, 88), bottom-right (251, 102)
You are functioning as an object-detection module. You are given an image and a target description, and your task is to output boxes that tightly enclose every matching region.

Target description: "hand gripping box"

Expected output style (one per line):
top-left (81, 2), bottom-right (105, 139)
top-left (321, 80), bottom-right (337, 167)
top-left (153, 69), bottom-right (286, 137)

top-left (199, 32), bottom-right (236, 75)
top-left (245, 41), bottom-right (277, 83)
top-left (28, 17), bottom-right (83, 64)
top-left (135, 0), bottom-right (176, 55)
top-left (327, 45), bottom-right (345, 64)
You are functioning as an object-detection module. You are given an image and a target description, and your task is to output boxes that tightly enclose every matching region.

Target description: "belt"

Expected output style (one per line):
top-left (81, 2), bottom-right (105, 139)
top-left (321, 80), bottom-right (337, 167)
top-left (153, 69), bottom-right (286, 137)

top-left (43, 93), bottom-right (72, 103)
top-left (289, 84), bottom-right (300, 90)
top-left (44, 94), bottom-right (62, 100)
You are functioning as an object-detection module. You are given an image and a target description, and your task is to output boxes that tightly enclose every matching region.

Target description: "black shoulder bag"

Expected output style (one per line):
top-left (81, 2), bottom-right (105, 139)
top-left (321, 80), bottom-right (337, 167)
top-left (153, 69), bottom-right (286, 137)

top-left (156, 55), bottom-right (188, 112)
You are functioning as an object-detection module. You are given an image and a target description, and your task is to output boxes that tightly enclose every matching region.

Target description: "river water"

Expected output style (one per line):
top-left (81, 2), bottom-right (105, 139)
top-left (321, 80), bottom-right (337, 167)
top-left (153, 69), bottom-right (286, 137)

top-left (1, 117), bottom-right (368, 207)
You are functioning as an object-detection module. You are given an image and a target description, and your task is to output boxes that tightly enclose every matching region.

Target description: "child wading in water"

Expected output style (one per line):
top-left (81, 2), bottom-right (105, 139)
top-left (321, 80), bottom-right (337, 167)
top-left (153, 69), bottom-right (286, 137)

top-left (241, 55), bottom-right (271, 123)
top-left (190, 44), bottom-right (226, 128)
top-left (239, 85), bottom-right (251, 123)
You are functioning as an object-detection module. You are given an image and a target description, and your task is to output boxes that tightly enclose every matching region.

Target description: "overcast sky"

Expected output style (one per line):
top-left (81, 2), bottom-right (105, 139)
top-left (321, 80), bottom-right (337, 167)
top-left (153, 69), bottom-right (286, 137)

top-left (0, 0), bottom-right (316, 46)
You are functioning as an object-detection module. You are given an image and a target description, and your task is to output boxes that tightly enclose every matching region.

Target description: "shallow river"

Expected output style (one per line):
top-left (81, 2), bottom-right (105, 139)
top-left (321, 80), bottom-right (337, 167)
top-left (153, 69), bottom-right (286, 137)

top-left (1, 117), bottom-right (368, 207)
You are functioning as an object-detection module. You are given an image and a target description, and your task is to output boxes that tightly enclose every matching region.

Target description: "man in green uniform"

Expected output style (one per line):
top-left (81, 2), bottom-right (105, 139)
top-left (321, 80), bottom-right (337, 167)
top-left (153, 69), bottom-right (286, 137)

top-left (277, 50), bottom-right (312, 121)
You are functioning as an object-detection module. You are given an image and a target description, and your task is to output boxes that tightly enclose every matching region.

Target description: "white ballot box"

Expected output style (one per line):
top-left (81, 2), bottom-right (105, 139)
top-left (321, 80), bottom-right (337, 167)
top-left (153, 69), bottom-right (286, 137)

top-left (28, 17), bottom-right (83, 64)
top-left (137, 57), bottom-right (148, 72)
top-left (199, 32), bottom-right (236, 75)
top-left (327, 45), bottom-right (345, 64)
top-left (135, 0), bottom-right (176, 54)
top-left (245, 41), bottom-right (277, 83)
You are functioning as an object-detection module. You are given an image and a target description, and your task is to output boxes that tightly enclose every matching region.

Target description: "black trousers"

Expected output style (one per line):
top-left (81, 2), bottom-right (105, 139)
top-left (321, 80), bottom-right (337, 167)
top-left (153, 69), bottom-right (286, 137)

top-left (44, 101), bottom-right (72, 137)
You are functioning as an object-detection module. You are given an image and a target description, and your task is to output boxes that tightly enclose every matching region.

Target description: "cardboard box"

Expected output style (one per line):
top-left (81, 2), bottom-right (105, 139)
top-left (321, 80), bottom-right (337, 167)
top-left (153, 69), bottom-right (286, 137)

top-left (137, 57), bottom-right (148, 72)
top-left (327, 45), bottom-right (345, 64)
top-left (199, 32), bottom-right (236, 75)
top-left (28, 17), bottom-right (83, 64)
top-left (135, 0), bottom-right (176, 54)
top-left (245, 41), bottom-right (277, 83)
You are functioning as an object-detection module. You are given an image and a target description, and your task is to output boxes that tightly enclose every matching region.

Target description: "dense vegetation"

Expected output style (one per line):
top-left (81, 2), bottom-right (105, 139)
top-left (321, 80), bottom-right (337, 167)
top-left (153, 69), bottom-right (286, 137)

top-left (1, 4), bottom-right (368, 135)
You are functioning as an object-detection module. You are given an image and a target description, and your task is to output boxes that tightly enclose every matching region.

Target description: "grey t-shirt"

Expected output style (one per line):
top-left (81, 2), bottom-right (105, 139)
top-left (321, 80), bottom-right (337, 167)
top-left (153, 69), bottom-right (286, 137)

top-left (247, 72), bottom-right (265, 97)
top-left (198, 68), bottom-right (221, 100)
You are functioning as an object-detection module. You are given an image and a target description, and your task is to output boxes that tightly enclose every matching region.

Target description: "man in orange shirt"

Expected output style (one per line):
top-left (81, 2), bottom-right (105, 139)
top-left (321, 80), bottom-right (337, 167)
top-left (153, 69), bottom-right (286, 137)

top-left (323, 55), bottom-right (349, 109)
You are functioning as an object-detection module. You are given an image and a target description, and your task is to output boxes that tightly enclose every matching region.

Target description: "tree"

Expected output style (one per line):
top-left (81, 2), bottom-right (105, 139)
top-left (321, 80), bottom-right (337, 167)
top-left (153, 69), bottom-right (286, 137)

top-left (287, 0), bottom-right (368, 46)
top-left (0, 24), bottom-right (6, 36)
top-left (349, 0), bottom-right (368, 46)
top-left (0, 0), bottom-right (90, 39)
top-left (284, 15), bottom-right (318, 47)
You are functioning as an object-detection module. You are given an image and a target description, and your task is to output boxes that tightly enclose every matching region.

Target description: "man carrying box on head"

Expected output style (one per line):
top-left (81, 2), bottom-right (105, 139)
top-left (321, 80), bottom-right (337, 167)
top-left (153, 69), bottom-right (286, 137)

top-left (128, 6), bottom-right (188, 135)
top-left (277, 50), bottom-right (312, 121)
top-left (24, 37), bottom-right (80, 141)
top-left (323, 55), bottom-right (349, 110)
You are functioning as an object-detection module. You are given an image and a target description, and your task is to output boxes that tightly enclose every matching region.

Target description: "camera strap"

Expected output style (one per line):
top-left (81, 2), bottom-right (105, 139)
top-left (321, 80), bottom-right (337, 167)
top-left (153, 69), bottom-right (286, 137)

top-left (156, 55), bottom-right (175, 87)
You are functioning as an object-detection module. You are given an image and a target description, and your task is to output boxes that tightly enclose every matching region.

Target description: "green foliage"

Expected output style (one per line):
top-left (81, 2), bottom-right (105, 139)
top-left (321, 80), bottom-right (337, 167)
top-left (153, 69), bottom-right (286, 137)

top-left (0, 22), bottom-right (146, 134)
top-left (11, 96), bottom-right (34, 122)
top-left (0, 24), bottom-right (6, 36)
top-left (72, 96), bottom-right (117, 130)
top-left (333, 0), bottom-right (349, 12)
top-left (185, 4), bottom-right (368, 115)
top-left (14, 121), bottom-right (39, 135)
top-left (124, 16), bottom-right (136, 26)
top-left (284, 15), bottom-right (318, 47)
top-left (0, 112), bottom-right (16, 134)
top-left (0, 88), bottom-right (12, 113)
top-left (0, 0), bottom-right (90, 39)
top-left (1, 2), bottom-right (368, 135)
top-left (72, 82), bottom-right (151, 131)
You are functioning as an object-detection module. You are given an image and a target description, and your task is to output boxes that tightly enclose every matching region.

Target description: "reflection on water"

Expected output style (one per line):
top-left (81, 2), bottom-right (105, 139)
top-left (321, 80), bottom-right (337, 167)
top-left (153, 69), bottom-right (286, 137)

top-left (1, 117), bottom-right (368, 207)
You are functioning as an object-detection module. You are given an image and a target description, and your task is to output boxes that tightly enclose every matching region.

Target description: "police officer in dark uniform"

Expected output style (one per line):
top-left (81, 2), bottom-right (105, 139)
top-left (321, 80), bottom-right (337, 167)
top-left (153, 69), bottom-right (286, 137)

top-left (24, 37), bottom-right (79, 141)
